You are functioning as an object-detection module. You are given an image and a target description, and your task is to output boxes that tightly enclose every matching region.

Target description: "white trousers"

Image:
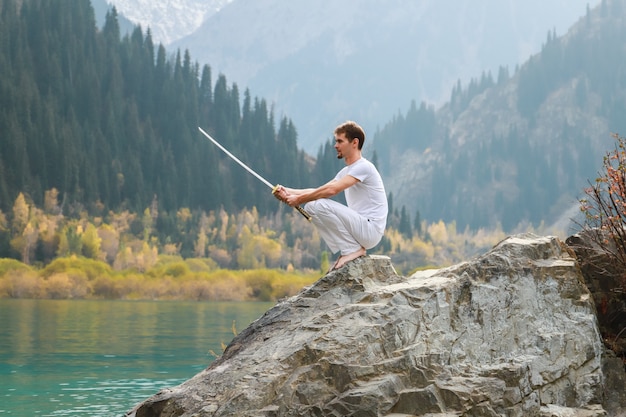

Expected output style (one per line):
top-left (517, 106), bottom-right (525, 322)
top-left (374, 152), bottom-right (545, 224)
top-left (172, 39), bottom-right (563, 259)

top-left (305, 199), bottom-right (383, 255)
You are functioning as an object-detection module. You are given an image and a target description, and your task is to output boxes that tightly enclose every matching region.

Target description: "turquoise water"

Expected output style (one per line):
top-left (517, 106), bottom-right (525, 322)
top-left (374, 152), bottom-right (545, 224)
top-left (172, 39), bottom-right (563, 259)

top-left (0, 299), bottom-right (274, 416)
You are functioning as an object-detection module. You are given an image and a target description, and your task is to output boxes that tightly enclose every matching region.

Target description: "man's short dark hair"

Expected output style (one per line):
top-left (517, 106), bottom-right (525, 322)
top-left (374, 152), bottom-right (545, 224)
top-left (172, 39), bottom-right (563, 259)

top-left (335, 121), bottom-right (365, 150)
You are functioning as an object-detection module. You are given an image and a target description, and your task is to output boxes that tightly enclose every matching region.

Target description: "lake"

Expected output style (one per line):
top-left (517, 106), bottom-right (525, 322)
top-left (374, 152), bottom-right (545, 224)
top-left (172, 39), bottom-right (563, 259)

top-left (0, 299), bottom-right (274, 416)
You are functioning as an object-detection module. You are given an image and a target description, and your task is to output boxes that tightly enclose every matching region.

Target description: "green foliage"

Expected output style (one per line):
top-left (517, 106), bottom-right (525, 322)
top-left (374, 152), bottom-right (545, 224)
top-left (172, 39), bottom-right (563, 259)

top-left (81, 223), bottom-right (102, 259)
top-left (0, 204), bottom-right (537, 300)
top-left (0, 268), bottom-right (42, 298)
top-left (0, 258), bottom-right (32, 276)
top-left (0, 0), bottom-right (594, 294)
top-left (320, 251), bottom-right (330, 274)
top-left (184, 258), bottom-right (218, 272)
top-left (237, 226), bottom-right (282, 269)
top-left (0, 0), bottom-right (309, 224)
top-left (239, 269), bottom-right (318, 302)
top-left (41, 256), bottom-right (113, 281)
top-left (147, 260), bottom-right (190, 279)
top-left (0, 184), bottom-right (529, 293)
top-left (0, 255), bottom-right (318, 301)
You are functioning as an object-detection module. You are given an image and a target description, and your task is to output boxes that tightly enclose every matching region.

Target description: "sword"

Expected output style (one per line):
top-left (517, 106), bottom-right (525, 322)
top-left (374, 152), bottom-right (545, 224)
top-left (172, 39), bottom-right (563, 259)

top-left (198, 127), bottom-right (312, 221)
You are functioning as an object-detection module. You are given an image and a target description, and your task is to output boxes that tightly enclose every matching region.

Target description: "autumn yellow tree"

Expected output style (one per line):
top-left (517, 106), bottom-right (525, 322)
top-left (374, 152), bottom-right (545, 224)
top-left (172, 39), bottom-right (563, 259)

top-left (9, 193), bottom-right (39, 264)
top-left (97, 223), bottom-right (120, 264)
top-left (236, 225), bottom-right (282, 269)
top-left (11, 193), bottom-right (29, 234)
top-left (81, 223), bottom-right (102, 260)
top-left (0, 210), bottom-right (7, 235)
top-left (37, 208), bottom-right (62, 262)
top-left (43, 188), bottom-right (61, 214)
top-left (194, 212), bottom-right (210, 258)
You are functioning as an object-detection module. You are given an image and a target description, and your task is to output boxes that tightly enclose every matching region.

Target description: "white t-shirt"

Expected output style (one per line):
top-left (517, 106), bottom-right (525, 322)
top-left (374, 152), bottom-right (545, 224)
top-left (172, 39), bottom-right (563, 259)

top-left (335, 158), bottom-right (388, 233)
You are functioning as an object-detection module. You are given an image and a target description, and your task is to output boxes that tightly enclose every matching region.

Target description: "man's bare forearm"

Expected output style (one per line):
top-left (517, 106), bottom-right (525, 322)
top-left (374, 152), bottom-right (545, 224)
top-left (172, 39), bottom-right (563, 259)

top-left (283, 187), bottom-right (315, 195)
top-left (289, 181), bottom-right (343, 205)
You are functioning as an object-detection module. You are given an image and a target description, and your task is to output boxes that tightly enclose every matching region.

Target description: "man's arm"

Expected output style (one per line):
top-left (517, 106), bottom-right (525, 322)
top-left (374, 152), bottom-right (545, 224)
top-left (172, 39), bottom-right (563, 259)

top-left (277, 175), bottom-right (359, 207)
top-left (280, 186), bottom-right (315, 196)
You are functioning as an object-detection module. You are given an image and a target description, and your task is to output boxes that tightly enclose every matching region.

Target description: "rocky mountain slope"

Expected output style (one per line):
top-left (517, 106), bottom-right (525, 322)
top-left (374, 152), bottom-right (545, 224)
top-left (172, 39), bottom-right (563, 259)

top-left (375, 0), bottom-right (625, 233)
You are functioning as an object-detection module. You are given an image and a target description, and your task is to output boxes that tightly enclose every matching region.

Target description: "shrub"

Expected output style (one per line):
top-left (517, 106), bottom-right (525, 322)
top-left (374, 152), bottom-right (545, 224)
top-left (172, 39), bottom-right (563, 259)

top-left (1, 269), bottom-right (42, 298)
top-left (580, 133), bottom-right (626, 274)
top-left (207, 275), bottom-right (251, 301)
top-left (41, 256), bottom-right (113, 281)
top-left (45, 273), bottom-right (74, 299)
top-left (241, 269), bottom-right (317, 301)
top-left (180, 279), bottom-right (215, 301)
top-left (577, 134), bottom-right (626, 360)
top-left (268, 271), bottom-right (318, 300)
top-left (156, 261), bottom-right (190, 278)
top-left (0, 258), bottom-right (32, 276)
top-left (243, 270), bottom-right (275, 301)
top-left (92, 274), bottom-right (121, 298)
top-left (185, 258), bottom-right (218, 272)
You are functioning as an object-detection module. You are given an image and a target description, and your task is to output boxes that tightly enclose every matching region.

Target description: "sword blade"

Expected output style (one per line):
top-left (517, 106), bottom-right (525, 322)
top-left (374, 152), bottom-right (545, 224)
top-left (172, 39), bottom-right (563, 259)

top-left (198, 126), bottom-right (312, 222)
top-left (198, 126), bottom-right (274, 189)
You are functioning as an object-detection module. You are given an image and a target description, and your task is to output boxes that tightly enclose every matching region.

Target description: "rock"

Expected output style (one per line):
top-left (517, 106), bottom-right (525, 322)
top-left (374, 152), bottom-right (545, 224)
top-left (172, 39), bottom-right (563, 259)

top-left (127, 233), bottom-right (625, 417)
top-left (566, 230), bottom-right (626, 357)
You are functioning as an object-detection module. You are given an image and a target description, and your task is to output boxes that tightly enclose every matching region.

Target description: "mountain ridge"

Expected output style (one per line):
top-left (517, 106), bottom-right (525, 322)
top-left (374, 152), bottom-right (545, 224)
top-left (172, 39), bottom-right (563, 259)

top-left (101, 0), bottom-right (232, 45)
top-left (374, 0), bottom-right (626, 232)
top-left (168, 0), bottom-right (599, 152)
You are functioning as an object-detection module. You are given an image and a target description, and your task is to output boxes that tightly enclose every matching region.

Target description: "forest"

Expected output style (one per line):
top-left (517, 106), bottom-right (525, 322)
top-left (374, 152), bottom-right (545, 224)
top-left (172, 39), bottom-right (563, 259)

top-left (0, 0), bottom-right (514, 300)
top-left (0, 0), bottom-right (322, 216)
top-left (1, 0), bottom-right (612, 301)
top-left (0, 186), bottom-right (519, 300)
top-left (0, 0), bottom-right (322, 260)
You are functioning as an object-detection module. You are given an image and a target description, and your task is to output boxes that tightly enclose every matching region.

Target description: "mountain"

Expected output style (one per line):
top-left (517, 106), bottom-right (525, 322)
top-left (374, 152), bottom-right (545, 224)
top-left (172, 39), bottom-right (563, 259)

top-left (373, 0), bottom-right (626, 233)
top-left (169, 0), bottom-right (599, 153)
top-left (99, 0), bottom-right (233, 45)
top-left (3, 0), bottom-right (622, 242)
top-left (87, 0), bottom-right (614, 234)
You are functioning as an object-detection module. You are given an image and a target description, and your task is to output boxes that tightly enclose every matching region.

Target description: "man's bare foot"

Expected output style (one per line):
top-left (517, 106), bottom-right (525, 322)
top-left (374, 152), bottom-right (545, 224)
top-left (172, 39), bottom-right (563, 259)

top-left (328, 257), bottom-right (341, 272)
top-left (332, 247), bottom-right (366, 270)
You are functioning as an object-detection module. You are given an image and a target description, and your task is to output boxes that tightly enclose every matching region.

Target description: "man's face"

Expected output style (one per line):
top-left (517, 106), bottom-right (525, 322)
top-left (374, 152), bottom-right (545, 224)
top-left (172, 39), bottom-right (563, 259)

top-left (334, 133), bottom-right (354, 160)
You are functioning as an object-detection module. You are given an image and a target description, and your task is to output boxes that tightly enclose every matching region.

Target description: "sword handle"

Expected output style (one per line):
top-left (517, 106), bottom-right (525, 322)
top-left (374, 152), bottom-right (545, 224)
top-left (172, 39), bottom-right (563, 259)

top-left (295, 205), bottom-right (312, 222)
top-left (272, 185), bottom-right (312, 222)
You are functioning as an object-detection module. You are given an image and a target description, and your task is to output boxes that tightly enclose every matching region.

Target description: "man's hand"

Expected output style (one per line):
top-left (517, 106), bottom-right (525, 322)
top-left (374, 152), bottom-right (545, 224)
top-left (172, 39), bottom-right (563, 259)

top-left (283, 193), bottom-right (301, 207)
top-left (272, 185), bottom-right (302, 207)
top-left (272, 185), bottom-right (289, 203)
top-left (272, 185), bottom-right (313, 221)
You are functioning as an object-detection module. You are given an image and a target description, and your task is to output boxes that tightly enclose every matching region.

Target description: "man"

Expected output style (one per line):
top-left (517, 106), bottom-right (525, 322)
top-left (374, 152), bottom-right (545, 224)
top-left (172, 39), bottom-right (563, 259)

top-left (273, 121), bottom-right (388, 271)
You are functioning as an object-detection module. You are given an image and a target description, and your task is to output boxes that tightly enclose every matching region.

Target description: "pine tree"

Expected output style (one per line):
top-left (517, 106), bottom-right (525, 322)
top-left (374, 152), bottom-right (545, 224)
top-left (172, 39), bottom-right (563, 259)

top-left (399, 206), bottom-right (412, 238)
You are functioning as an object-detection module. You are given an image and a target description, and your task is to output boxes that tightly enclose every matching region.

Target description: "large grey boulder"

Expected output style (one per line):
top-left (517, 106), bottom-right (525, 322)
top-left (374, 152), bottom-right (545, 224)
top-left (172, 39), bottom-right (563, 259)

top-left (127, 234), bottom-right (624, 417)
